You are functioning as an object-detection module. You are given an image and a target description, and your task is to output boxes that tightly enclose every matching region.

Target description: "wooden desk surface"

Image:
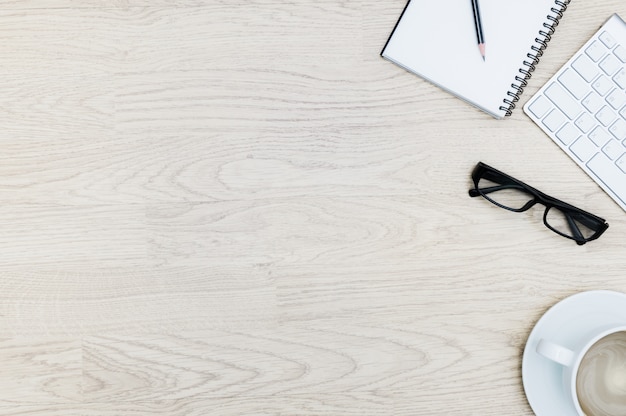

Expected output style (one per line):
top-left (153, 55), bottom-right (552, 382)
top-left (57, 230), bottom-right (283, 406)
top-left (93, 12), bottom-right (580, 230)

top-left (1, 1), bottom-right (625, 414)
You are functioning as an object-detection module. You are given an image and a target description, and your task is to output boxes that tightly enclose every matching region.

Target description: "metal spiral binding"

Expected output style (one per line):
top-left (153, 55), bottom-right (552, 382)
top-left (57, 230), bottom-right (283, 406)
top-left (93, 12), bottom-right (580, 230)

top-left (500, 0), bottom-right (571, 116)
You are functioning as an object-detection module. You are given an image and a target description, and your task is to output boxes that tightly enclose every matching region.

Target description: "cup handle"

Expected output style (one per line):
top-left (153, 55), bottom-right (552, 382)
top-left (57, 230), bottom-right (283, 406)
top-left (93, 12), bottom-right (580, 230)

top-left (536, 339), bottom-right (575, 366)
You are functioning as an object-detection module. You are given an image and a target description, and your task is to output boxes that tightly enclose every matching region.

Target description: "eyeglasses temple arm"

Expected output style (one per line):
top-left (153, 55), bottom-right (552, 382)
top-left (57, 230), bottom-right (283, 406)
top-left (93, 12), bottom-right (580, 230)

top-left (469, 184), bottom-right (524, 197)
top-left (565, 212), bottom-right (586, 245)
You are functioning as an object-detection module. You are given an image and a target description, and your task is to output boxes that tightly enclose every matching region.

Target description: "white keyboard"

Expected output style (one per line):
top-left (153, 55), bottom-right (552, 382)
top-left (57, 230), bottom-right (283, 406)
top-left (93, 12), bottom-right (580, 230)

top-left (524, 14), bottom-right (626, 212)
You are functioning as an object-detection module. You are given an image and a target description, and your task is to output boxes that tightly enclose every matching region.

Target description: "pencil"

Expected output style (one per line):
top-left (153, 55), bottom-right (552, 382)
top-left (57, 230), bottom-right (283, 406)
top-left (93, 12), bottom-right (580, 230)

top-left (471, 0), bottom-right (486, 61)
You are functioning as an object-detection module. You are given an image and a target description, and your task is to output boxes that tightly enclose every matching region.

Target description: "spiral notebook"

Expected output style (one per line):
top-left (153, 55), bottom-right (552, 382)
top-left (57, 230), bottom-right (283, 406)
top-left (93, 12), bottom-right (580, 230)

top-left (381, 0), bottom-right (571, 119)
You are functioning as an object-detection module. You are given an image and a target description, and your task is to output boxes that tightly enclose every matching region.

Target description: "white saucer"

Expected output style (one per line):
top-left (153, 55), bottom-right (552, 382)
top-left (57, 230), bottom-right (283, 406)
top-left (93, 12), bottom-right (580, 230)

top-left (522, 290), bottom-right (626, 415)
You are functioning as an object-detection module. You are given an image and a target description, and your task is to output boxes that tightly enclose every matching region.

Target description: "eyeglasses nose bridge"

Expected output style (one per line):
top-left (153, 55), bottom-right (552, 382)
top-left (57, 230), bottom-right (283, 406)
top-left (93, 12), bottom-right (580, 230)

top-left (519, 198), bottom-right (537, 212)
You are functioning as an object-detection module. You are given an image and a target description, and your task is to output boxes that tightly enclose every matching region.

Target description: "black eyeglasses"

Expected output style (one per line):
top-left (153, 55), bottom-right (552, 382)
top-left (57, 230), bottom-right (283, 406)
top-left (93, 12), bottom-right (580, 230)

top-left (469, 162), bottom-right (609, 245)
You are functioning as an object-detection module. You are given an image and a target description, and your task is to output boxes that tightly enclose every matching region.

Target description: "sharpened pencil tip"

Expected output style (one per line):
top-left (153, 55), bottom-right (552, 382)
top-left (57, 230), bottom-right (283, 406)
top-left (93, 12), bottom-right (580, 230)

top-left (478, 43), bottom-right (486, 61)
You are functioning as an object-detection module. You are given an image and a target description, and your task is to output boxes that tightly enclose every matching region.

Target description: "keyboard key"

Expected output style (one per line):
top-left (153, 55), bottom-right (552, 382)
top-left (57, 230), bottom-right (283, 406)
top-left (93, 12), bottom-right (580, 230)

top-left (527, 95), bottom-right (552, 119)
top-left (599, 31), bottom-right (617, 48)
top-left (573, 55), bottom-right (599, 82)
top-left (589, 126), bottom-right (612, 147)
top-left (606, 89), bottom-right (626, 110)
top-left (586, 40), bottom-right (607, 62)
top-left (556, 122), bottom-right (580, 145)
top-left (545, 83), bottom-right (582, 120)
top-left (614, 68), bottom-right (626, 89)
top-left (592, 75), bottom-right (613, 96)
top-left (543, 109), bottom-right (567, 132)
top-left (609, 119), bottom-right (626, 141)
top-left (614, 45), bottom-right (626, 63)
top-left (570, 136), bottom-right (598, 162)
top-left (587, 153), bottom-right (626, 206)
top-left (621, 106), bottom-right (626, 119)
top-left (575, 113), bottom-right (595, 133)
top-left (600, 54), bottom-right (621, 76)
top-left (558, 68), bottom-right (589, 99)
top-left (582, 92), bottom-right (604, 113)
top-left (596, 106), bottom-right (617, 127)
top-left (618, 154), bottom-right (626, 174)
top-left (603, 139), bottom-right (624, 160)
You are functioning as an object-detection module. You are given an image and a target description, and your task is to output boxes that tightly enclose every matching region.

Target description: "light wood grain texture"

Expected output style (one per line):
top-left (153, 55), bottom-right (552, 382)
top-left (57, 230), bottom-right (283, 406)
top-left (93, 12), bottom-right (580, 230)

top-left (1, 0), bottom-right (625, 414)
top-left (0, 395), bottom-right (391, 415)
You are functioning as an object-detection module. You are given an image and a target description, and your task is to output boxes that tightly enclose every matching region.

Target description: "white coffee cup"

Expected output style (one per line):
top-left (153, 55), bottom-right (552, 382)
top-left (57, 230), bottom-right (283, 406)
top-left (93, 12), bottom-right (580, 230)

top-left (536, 325), bottom-right (626, 416)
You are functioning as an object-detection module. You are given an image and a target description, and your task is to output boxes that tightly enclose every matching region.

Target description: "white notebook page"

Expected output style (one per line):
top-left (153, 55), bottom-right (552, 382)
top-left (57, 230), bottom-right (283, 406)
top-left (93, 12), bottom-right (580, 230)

top-left (382, 0), bottom-right (562, 118)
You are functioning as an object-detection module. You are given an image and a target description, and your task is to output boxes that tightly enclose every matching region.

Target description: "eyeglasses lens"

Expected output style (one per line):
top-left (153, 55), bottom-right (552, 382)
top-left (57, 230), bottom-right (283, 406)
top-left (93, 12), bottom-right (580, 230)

top-left (477, 177), bottom-right (533, 210)
top-left (544, 207), bottom-right (599, 240)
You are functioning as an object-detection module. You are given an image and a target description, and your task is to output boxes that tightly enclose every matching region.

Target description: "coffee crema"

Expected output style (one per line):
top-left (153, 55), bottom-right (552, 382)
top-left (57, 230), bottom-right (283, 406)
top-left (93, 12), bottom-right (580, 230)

top-left (576, 331), bottom-right (626, 416)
